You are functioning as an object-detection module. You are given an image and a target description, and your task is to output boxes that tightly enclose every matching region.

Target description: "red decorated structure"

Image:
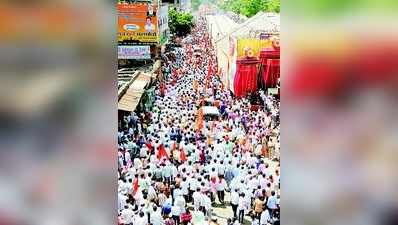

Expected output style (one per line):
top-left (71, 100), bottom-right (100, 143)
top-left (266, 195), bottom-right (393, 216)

top-left (233, 57), bottom-right (260, 97)
top-left (259, 47), bottom-right (280, 89)
top-left (232, 39), bottom-right (280, 97)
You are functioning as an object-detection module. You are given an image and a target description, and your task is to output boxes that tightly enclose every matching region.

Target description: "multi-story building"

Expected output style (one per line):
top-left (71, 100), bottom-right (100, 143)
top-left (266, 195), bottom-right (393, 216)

top-left (179, 0), bottom-right (191, 13)
top-left (161, 0), bottom-right (191, 13)
top-left (158, 3), bottom-right (170, 44)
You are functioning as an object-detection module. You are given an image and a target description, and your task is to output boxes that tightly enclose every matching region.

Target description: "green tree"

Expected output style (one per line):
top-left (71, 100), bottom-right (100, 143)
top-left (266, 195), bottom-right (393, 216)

top-left (169, 8), bottom-right (195, 37)
top-left (220, 0), bottom-right (280, 17)
top-left (192, 0), bottom-right (202, 11)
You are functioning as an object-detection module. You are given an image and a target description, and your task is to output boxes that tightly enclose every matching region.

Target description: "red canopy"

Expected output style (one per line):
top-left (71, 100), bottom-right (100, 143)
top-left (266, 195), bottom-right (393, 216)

top-left (234, 57), bottom-right (260, 97)
top-left (264, 59), bottom-right (280, 88)
top-left (260, 47), bottom-right (280, 61)
top-left (260, 48), bottom-right (280, 88)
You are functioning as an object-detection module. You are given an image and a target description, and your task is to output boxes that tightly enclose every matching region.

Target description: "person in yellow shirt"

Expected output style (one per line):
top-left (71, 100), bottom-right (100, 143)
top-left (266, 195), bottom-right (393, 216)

top-left (253, 196), bottom-right (265, 222)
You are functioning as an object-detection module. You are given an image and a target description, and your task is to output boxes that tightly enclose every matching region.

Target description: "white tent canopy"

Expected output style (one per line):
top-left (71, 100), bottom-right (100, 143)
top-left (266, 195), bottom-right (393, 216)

top-left (206, 15), bottom-right (239, 44)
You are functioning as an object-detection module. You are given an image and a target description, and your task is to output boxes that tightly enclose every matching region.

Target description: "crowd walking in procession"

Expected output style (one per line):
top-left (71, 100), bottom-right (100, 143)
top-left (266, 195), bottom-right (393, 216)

top-left (118, 17), bottom-right (280, 225)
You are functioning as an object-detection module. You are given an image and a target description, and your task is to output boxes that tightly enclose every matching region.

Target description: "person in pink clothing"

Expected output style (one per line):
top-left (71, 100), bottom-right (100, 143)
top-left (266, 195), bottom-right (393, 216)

top-left (210, 176), bottom-right (217, 202)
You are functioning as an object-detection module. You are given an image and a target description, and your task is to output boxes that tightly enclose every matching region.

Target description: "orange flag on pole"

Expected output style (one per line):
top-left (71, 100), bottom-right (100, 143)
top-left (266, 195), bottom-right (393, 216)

top-left (157, 144), bottom-right (168, 160)
top-left (132, 178), bottom-right (139, 195)
top-left (196, 108), bottom-right (204, 131)
top-left (180, 148), bottom-right (187, 162)
top-left (146, 142), bottom-right (153, 154)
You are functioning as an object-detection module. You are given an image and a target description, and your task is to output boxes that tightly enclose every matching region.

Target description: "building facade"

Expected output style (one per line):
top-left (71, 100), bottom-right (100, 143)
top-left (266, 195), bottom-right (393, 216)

top-left (158, 3), bottom-right (170, 44)
top-left (179, 0), bottom-right (191, 13)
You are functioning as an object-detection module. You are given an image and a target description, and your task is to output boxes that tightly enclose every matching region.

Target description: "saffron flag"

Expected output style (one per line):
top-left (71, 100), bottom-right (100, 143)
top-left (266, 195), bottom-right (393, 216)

top-left (180, 148), bottom-right (187, 162)
top-left (160, 82), bottom-right (166, 96)
top-left (157, 144), bottom-right (168, 159)
top-left (207, 61), bottom-right (212, 78)
top-left (132, 178), bottom-right (139, 195)
top-left (146, 142), bottom-right (153, 153)
top-left (196, 108), bottom-right (204, 131)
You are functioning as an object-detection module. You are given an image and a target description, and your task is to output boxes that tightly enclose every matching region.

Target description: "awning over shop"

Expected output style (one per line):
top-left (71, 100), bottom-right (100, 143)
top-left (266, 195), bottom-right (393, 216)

top-left (118, 72), bottom-right (152, 112)
top-left (118, 89), bottom-right (145, 112)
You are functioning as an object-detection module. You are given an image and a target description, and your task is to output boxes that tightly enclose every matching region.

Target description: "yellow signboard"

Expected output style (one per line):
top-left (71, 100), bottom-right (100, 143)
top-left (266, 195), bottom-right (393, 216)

top-left (237, 38), bottom-right (273, 58)
top-left (118, 3), bottom-right (159, 44)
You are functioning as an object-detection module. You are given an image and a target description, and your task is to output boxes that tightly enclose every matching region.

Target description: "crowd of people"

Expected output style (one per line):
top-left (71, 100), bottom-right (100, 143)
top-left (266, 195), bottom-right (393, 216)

top-left (118, 17), bottom-right (280, 225)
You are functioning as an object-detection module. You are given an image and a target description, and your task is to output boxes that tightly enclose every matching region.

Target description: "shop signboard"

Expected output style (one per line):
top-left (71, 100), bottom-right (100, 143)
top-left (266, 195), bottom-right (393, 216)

top-left (118, 45), bottom-right (151, 59)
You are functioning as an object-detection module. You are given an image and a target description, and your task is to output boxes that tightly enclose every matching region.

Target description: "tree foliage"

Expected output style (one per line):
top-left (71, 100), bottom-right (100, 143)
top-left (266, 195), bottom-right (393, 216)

top-left (220, 0), bottom-right (280, 17)
top-left (192, 0), bottom-right (216, 11)
top-left (192, 0), bottom-right (202, 11)
top-left (168, 8), bottom-right (195, 37)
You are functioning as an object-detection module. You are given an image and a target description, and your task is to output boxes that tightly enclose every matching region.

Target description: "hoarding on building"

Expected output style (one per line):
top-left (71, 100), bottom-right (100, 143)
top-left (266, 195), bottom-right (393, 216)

top-left (118, 3), bottom-right (159, 44)
top-left (118, 46), bottom-right (151, 59)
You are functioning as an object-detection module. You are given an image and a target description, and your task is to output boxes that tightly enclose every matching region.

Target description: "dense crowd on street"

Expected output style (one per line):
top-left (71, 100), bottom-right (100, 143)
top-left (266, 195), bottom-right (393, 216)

top-left (118, 17), bottom-right (280, 225)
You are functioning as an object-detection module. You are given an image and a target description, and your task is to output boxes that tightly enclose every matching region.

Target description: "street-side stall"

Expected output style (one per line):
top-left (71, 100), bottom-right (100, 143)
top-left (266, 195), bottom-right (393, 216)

top-left (216, 12), bottom-right (280, 97)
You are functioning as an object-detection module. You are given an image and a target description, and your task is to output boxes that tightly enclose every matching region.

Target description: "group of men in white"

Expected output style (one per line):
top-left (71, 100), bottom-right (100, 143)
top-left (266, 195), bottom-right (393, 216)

top-left (117, 18), bottom-right (280, 225)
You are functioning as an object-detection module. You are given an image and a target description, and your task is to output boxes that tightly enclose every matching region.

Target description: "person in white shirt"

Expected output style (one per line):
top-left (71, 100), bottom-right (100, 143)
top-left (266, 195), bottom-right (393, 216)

top-left (118, 151), bottom-right (125, 168)
top-left (216, 175), bottom-right (226, 204)
top-left (180, 177), bottom-right (189, 202)
top-left (120, 179), bottom-right (132, 195)
top-left (139, 146), bottom-right (148, 158)
top-left (209, 166), bottom-right (218, 179)
top-left (260, 209), bottom-right (271, 225)
top-left (237, 193), bottom-right (247, 224)
top-left (134, 211), bottom-right (148, 225)
top-left (162, 162), bottom-right (172, 185)
top-left (200, 192), bottom-right (212, 219)
top-left (120, 205), bottom-right (134, 225)
top-left (171, 203), bottom-right (181, 225)
top-left (259, 174), bottom-right (268, 189)
top-left (175, 193), bottom-right (186, 214)
top-left (118, 193), bottom-right (128, 211)
top-left (266, 191), bottom-right (278, 218)
top-left (171, 165), bottom-right (178, 183)
top-left (192, 188), bottom-right (202, 211)
top-left (188, 176), bottom-right (198, 201)
top-left (150, 205), bottom-right (163, 225)
top-left (230, 188), bottom-right (239, 219)
top-left (265, 182), bottom-right (272, 198)
top-left (148, 185), bottom-right (157, 202)
top-left (217, 160), bottom-right (226, 176)
top-left (248, 176), bottom-right (259, 194)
